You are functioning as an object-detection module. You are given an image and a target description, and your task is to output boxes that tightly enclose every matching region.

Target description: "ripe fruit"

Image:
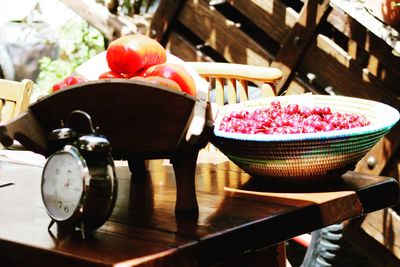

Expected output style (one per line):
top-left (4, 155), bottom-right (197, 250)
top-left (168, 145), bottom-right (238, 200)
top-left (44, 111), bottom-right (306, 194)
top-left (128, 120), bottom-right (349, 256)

top-left (98, 70), bottom-right (126, 79)
top-left (51, 75), bottom-right (87, 93)
top-left (141, 63), bottom-right (196, 97)
top-left (130, 76), bottom-right (182, 91)
top-left (106, 34), bottom-right (167, 76)
top-left (218, 101), bottom-right (370, 134)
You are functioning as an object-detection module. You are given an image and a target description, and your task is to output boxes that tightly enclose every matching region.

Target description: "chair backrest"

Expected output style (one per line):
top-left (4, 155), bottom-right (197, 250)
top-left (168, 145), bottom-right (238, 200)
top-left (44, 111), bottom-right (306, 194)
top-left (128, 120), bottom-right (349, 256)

top-left (0, 79), bottom-right (33, 123)
top-left (184, 62), bottom-right (282, 106)
top-left (183, 62), bottom-right (282, 151)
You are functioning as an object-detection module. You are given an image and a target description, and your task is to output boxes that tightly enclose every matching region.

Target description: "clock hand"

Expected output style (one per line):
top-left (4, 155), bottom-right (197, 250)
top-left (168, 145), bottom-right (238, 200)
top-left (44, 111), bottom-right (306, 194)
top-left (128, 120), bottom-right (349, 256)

top-left (0, 182), bottom-right (14, 188)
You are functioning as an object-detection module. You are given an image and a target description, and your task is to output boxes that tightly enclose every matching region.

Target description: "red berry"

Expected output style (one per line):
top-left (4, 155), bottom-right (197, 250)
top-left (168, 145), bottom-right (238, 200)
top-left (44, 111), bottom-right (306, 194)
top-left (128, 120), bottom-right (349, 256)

top-left (271, 100), bottom-right (281, 108)
top-left (219, 101), bottom-right (369, 135)
top-left (322, 106), bottom-right (332, 115)
top-left (312, 106), bottom-right (323, 115)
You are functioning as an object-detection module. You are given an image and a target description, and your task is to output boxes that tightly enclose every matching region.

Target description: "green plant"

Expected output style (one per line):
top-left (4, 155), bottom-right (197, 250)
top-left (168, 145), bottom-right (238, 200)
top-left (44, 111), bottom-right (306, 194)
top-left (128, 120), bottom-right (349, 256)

top-left (36, 18), bottom-right (105, 94)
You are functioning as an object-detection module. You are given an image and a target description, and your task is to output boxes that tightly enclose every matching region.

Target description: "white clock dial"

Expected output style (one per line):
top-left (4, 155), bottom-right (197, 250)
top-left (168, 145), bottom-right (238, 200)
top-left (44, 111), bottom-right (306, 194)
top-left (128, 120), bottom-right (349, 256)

top-left (41, 150), bottom-right (85, 221)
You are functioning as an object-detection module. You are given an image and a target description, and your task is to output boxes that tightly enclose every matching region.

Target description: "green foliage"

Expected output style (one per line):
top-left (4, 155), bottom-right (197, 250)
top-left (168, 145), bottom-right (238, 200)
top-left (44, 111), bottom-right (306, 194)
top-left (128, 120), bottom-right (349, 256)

top-left (36, 18), bottom-right (105, 94)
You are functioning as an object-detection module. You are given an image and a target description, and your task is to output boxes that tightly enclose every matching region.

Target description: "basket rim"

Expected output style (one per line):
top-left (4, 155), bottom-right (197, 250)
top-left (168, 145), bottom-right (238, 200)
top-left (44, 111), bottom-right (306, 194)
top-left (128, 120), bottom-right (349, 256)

top-left (213, 95), bottom-right (400, 142)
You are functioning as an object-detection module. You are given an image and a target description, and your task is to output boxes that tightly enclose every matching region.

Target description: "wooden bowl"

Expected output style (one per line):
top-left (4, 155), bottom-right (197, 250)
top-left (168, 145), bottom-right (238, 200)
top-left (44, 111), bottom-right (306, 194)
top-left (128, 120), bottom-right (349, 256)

top-left (1, 79), bottom-right (198, 158)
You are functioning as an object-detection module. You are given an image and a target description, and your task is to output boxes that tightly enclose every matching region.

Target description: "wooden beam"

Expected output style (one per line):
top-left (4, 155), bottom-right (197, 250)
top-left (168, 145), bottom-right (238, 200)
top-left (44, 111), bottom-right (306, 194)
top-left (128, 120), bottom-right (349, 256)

top-left (330, 0), bottom-right (400, 55)
top-left (272, 0), bottom-right (332, 94)
top-left (327, 6), bottom-right (400, 92)
top-left (299, 34), bottom-right (399, 109)
top-left (177, 0), bottom-right (272, 65)
top-left (149, 0), bottom-right (186, 44)
top-left (61, 0), bottom-right (138, 40)
top-left (225, 0), bottom-right (299, 44)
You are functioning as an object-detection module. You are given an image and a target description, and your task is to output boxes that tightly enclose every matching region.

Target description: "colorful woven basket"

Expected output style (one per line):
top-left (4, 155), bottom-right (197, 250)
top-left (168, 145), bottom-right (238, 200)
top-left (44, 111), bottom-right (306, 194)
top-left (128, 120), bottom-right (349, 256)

top-left (211, 94), bottom-right (400, 182)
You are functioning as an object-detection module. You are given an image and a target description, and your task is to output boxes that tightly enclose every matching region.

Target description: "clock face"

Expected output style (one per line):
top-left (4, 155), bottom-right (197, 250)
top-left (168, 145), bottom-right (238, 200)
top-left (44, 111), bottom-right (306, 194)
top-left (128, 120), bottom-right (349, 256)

top-left (41, 149), bottom-right (85, 222)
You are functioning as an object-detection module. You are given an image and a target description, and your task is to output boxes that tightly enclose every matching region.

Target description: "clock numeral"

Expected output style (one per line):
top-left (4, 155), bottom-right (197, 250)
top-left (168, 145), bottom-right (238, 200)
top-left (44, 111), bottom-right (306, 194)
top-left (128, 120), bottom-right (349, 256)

top-left (57, 200), bottom-right (71, 215)
top-left (55, 168), bottom-right (61, 175)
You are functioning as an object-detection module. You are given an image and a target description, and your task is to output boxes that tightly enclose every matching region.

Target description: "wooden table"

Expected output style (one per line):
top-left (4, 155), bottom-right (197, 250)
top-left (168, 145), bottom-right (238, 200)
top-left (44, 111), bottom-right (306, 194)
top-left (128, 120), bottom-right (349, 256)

top-left (0, 151), bottom-right (398, 267)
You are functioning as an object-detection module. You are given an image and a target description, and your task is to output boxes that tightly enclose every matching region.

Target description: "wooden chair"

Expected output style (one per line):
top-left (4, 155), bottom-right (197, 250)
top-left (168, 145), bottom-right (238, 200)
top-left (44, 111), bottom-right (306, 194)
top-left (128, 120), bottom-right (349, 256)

top-left (183, 62), bottom-right (282, 106)
top-left (0, 79), bottom-right (33, 150)
top-left (0, 79), bottom-right (33, 123)
top-left (181, 62), bottom-right (282, 154)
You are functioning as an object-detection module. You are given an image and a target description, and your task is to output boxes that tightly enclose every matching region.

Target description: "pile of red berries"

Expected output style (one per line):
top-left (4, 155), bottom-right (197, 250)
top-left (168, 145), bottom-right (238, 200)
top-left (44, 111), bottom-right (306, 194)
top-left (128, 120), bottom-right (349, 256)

top-left (218, 100), bottom-right (370, 134)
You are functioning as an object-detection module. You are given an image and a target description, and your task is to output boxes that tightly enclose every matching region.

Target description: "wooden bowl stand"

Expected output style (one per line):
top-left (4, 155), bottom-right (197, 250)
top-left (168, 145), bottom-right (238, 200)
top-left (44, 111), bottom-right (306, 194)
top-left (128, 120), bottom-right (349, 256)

top-left (0, 80), bottom-right (213, 214)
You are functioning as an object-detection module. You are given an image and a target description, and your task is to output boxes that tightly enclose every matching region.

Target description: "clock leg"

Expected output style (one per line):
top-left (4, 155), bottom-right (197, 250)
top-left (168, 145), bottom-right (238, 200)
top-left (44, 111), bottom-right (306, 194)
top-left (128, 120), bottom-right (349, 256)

top-left (172, 149), bottom-right (199, 214)
top-left (80, 221), bottom-right (86, 240)
top-left (47, 220), bottom-right (77, 239)
top-left (47, 219), bottom-right (55, 230)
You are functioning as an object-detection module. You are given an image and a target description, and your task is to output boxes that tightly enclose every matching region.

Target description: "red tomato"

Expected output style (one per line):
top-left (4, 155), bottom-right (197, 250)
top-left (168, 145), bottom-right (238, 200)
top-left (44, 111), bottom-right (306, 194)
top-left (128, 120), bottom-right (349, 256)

top-left (65, 76), bottom-right (86, 85)
top-left (98, 70), bottom-right (125, 79)
top-left (64, 76), bottom-right (79, 86)
top-left (141, 63), bottom-right (196, 97)
top-left (51, 75), bottom-right (87, 93)
top-left (106, 34), bottom-right (167, 76)
top-left (131, 76), bottom-right (182, 91)
top-left (52, 81), bottom-right (67, 92)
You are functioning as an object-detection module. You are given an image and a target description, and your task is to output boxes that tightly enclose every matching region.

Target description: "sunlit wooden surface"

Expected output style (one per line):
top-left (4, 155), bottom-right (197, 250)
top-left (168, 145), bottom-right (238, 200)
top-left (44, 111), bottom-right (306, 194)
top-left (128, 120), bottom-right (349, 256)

top-left (0, 151), bottom-right (398, 266)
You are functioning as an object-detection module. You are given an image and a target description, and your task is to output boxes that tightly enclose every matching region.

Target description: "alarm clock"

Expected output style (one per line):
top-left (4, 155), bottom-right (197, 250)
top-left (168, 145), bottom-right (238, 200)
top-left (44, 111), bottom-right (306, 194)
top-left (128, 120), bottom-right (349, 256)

top-left (41, 111), bottom-right (117, 239)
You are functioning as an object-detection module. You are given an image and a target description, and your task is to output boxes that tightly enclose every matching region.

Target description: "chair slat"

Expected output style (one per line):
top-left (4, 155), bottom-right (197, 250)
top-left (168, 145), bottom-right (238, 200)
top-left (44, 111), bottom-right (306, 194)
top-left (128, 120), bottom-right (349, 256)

top-left (0, 79), bottom-right (33, 124)
top-left (0, 100), bottom-right (3, 121)
top-left (215, 77), bottom-right (225, 107)
top-left (227, 78), bottom-right (237, 105)
top-left (261, 83), bottom-right (277, 98)
top-left (2, 100), bottom-right (16, 123)
top-left (238, 80), bottom-right (249, 103)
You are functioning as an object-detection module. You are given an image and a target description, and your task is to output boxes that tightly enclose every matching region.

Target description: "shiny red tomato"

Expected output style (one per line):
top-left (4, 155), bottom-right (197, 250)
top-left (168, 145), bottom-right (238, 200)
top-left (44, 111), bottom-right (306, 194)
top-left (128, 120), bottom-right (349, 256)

top-left (98, 70), bottom-right (125, 79)
top-left (131, 76), bottom-right (182, 91)
top-left (51, 75), bottom-right (87, 93)
top-left (52, 81), bottom-right (67, 92)
top-left (141, 63), bottom-right (196, 97)
top-left (106, 34), bottom-right (167, 76)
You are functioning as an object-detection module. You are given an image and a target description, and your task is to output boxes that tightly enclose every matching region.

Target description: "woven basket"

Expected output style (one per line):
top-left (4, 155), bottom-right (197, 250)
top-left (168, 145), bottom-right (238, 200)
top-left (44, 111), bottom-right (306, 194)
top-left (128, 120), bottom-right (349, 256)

top-left (211, 94), bottom-right (400, 182)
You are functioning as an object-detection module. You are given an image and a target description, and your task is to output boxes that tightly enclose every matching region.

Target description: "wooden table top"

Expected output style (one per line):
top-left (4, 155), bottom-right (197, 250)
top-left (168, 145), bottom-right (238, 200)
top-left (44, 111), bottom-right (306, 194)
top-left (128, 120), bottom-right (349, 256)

top-left (0, 151), bottom-right (398, 266)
